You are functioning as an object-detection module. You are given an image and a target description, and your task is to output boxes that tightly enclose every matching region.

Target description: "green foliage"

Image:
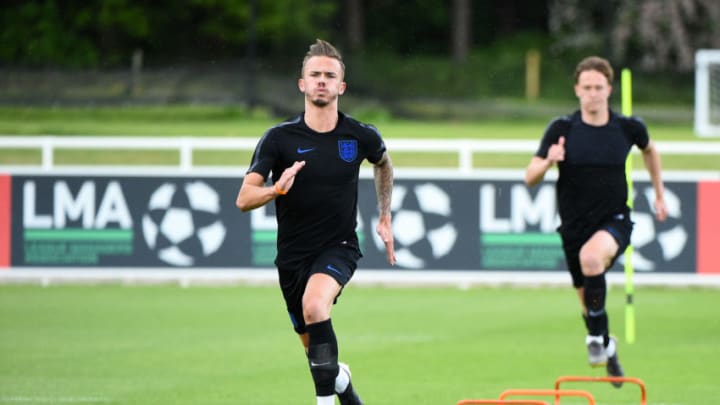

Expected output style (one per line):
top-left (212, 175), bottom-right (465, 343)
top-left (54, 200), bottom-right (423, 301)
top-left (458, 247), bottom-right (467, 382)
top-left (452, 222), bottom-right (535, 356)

top-left (350, 35), bottom-right (556, 100)
top-left (0, 0), bottom-right (699, 113)
top-left (254, 0), bottom-right (336, 50)
top-left (363, 0), bottom-right (450, 54)
top-left (0, 0), bottom-right (152, 67)
top-left (177, 0), bottom-right (336, 51)
top-left (348, 32), bottom-right (693, 105)
top-left (0, 1), bottom-right (99, 67)
top-left (0, 0), bottom-right (338, 67)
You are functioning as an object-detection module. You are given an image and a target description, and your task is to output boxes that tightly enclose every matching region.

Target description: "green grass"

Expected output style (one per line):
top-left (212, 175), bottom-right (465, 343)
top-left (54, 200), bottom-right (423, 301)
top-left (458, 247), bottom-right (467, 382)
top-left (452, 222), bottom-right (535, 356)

top-left (0, 284), bottom-right (717, 405)
top-left (0, 106), bottom-right (274, 136)
top-left (1, 106), bottom-right (719, 170)
top-left (0, 107), bottom-right (699, 140)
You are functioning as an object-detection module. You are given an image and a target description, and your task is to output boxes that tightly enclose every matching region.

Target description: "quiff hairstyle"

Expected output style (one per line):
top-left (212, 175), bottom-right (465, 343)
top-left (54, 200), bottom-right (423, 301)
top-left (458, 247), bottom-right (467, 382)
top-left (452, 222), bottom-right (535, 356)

top-left (301, 39), bottom-right (345, 78)
top-left (574, 56), bottom-right (614, 84)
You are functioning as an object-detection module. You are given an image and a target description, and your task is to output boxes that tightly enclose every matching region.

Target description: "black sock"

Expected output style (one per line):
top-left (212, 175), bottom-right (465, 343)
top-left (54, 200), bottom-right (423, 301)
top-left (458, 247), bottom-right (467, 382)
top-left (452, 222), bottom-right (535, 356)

top-left (582, 313), bottom-right (609, 345)
top-left (583, 274), bottom-right (609, 337)
top-left (306, 319), bottom-right (339, 397)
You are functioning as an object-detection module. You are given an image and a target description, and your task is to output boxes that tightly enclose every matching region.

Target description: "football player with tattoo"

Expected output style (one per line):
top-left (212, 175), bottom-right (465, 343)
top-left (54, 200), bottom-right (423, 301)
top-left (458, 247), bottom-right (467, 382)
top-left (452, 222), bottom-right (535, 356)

top-left (237, 39), bottom-right (396, 405)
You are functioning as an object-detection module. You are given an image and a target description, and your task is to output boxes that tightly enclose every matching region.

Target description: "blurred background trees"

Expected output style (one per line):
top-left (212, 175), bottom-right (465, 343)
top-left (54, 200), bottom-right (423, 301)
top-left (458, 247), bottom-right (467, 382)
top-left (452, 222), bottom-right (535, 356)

top-left (549, 0), bottom-right (720, 72)
top-left (1, 0), bottom-right (718, 111)
top-left (1, 0), bottom-right (547, 67)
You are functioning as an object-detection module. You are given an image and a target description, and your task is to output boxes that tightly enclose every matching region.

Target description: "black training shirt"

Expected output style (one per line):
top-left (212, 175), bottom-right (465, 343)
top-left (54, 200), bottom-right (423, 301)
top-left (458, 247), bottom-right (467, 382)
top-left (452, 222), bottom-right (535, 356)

top-left (535, 110), bottom-right (649, 238)
top-left (247, 112), bottom-right (386, 268)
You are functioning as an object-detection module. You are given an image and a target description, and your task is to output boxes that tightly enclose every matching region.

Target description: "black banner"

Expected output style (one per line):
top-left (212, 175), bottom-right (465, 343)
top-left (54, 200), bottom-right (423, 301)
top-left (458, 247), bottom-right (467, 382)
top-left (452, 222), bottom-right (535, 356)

top-left (9, 175), bottom-right (698, 273)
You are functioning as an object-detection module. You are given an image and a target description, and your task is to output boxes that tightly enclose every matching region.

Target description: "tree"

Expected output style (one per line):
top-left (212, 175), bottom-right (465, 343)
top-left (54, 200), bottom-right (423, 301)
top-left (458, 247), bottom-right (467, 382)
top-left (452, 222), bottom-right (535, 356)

top-left (548, 0), bottom-right (720, 72)
top-left (344, 0), bottom-right (364, 52)
top-left (451, 0), bottom-right (471, 63)
top-left (0, 0), bottom-right (338, 68)
top-left (612, 0), bottom-right (720, 71)
top-left (0, 0), bottom-right (149, 67)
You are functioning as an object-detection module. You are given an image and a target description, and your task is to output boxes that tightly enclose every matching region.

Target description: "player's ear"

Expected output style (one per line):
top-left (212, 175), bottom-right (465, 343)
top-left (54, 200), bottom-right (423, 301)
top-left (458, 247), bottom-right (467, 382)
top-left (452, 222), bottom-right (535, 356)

top-left (338, 81), bottom-right (346, 95)
top-left (298, 78), bottom-right (306, 93)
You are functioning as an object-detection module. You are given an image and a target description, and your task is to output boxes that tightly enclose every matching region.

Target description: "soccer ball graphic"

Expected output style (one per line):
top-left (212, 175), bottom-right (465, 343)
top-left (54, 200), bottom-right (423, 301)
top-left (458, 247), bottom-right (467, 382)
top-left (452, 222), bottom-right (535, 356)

top-left (142, 181), bottom-right (226, 266)
top-left (622, 186), bottom-right (686, 271)
top-left (373, 183), bottom-right (457, 268)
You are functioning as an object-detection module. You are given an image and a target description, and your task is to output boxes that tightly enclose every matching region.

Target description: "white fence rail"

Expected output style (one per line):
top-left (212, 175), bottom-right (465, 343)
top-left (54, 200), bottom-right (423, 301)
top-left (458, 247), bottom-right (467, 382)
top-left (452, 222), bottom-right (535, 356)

top-left (2, 136), bottom-right (720, 173)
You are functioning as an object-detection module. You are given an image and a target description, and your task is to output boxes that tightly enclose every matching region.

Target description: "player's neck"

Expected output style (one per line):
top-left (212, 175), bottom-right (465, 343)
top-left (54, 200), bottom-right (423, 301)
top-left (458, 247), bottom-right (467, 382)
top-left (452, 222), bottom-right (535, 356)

top-left (304, 105), bottom-right (339, 133)
top-left (581, 108), bottom-right (609, 127)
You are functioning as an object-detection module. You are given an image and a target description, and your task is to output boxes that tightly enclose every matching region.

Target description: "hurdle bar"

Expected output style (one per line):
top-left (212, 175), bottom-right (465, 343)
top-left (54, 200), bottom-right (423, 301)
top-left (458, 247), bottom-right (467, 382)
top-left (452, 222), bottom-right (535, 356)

top-left (456, 400), bottom-right (549, 405)
top-left (554, 376), bottom-right (647, 405)
top-left (499, 389), bottom-right (595, 405)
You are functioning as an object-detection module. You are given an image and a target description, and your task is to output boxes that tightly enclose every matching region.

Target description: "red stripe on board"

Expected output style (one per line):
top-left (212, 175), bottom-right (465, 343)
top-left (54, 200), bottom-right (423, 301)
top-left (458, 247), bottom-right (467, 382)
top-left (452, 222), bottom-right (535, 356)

top-left (697, 181), bottom-right (720, 274)
top-left (0, 174), bottom-right (10, 268)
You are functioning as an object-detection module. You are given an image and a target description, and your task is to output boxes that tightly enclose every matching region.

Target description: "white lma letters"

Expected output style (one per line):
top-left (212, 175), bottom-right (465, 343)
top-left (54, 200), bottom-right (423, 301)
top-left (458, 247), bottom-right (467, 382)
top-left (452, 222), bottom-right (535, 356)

top-left (479, 184), bottom-right (558, 232)
top-left (23, 180), bottom-right (132, 229)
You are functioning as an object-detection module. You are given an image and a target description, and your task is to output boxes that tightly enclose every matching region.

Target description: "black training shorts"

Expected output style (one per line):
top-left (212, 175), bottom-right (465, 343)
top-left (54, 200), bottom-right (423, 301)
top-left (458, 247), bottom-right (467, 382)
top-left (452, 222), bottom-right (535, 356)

top-left (561, 212), bottom-right (633, 288)
top-left (277, 244), bottom-right (361, 334)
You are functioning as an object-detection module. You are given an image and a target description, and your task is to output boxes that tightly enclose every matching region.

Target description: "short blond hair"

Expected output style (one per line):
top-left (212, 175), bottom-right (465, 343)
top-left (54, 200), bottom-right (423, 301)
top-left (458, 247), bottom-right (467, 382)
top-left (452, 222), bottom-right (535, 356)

top-left (301, 39), bottom-right (345, 77)
top-left (574, 56), bottom-right (614, 84)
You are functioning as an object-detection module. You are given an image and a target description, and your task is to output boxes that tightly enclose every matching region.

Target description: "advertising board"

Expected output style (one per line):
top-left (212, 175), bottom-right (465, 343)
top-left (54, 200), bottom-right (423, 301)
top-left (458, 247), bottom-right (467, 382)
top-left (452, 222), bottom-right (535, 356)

top-left (1, 173), bottom-right (714, 274)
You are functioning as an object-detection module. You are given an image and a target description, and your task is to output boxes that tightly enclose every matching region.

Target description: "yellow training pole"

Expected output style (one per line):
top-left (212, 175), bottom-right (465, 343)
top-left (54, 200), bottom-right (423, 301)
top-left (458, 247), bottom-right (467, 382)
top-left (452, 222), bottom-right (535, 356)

top-left (622, 68), bottom-right (635, 344)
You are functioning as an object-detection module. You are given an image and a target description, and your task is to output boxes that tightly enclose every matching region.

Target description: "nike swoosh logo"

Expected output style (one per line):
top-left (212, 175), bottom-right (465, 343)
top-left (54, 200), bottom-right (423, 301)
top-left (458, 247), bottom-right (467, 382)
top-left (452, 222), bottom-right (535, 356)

top-left (326, 264), bottom-right (342, 276)
top-left (297, 147), bottom-right (315, 154)
top-left (310, 361), bottom-right (331, 367)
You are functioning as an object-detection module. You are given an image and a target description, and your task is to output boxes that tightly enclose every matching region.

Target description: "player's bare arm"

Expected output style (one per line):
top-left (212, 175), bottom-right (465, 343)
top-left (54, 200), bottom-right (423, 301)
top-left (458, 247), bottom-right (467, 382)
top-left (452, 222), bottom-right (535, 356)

top-left (236, 161), bottom-right (306, 212)
top-left (641, 140), bottom-right (669, 221)
top-left (525, 136), bottom-right (565, 186)
top-left (373, 151), bottom-right (396, 265)
top-left (525, 157), bottom-right (553, 187)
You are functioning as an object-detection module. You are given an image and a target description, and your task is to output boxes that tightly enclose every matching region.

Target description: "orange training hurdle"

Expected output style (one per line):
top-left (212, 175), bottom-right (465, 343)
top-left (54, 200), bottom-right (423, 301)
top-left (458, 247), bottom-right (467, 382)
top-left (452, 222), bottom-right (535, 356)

top-left (554, 376), bottom-right (647, 405)
top-left (456, 400), bottom-right (549, 405)
top-left (499, 389), bottom-right (595, 405)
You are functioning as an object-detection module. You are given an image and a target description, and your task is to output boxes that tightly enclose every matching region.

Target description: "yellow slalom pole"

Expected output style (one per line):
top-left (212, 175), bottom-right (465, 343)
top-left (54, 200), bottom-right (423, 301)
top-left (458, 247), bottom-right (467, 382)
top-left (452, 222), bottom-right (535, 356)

top-left (622, 68), bottom-right (636, 344)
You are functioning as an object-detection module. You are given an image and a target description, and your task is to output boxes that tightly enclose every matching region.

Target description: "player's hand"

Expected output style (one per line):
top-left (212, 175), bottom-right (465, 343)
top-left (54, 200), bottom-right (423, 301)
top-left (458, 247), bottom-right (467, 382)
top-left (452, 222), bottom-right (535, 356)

top-left (547, 136), bottom-right (565, 163)
top-left (654, 198), bottom-right (668, 222)
top-left (275, 161), bottom-right (305, 195)
top-left (376, 214), bottom-right (396, 266)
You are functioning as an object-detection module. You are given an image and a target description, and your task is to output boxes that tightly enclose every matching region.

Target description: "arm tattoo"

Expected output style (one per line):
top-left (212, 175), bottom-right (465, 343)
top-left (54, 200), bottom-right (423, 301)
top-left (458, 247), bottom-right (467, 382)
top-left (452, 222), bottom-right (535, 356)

top-left (373, 152), bottom-right (393, 216)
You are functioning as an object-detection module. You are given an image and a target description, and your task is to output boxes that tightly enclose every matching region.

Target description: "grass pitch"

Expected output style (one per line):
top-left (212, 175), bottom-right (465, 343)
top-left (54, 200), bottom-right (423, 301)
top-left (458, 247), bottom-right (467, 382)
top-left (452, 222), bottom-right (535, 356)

top-left (1, 283), bottom-right (718, 405)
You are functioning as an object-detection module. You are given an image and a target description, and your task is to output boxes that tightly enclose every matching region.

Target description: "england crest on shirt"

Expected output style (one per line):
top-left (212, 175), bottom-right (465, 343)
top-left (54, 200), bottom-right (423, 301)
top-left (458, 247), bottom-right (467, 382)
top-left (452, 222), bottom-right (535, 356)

top-left (338, 140), bottom-right (358, 162)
